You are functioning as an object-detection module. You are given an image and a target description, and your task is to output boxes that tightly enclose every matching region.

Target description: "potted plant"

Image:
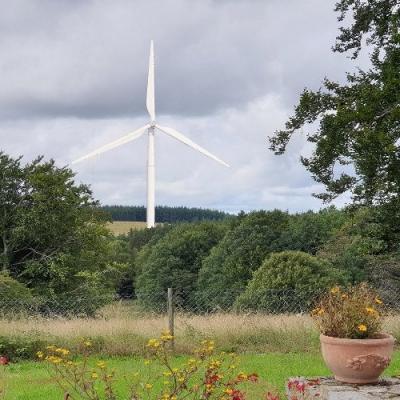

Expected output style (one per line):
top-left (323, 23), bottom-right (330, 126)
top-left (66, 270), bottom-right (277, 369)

top-left (312, 283), bottom-right (395, 384)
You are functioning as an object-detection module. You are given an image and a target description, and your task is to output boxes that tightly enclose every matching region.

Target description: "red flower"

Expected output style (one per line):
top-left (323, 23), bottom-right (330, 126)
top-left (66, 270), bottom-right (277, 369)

top-left (266, 391), bottom-right (280, 400)
top-left (0, 356), bottom-right (9, 365)
top-left (247, 373), bottom-right (259, 382)
top-left (230, 389), bottom-right (245, 400)
top-left (205, 374), bottom-right (220, 384)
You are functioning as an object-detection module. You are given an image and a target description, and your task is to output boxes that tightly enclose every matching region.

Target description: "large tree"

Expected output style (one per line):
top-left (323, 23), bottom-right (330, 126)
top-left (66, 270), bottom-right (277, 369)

top-left (0, 152), bottom-right (121, 312)
top-left (269, 0), bottom-right (400, 207)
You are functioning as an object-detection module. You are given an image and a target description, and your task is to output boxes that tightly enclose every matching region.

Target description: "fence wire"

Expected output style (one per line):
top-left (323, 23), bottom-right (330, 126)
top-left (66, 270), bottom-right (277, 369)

top-left (0, 283), bottom-right (399, 319)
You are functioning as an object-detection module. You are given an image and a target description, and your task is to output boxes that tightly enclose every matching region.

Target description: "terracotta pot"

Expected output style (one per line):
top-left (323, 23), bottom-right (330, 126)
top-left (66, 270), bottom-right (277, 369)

top-left (320, 333), bottom-right (395, 384)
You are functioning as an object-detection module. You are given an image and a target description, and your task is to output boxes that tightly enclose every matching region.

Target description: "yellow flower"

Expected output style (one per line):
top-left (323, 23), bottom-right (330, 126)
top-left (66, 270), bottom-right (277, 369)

top-left (365, 307), bottom-right (377, 315)
top-left (375, 297), bottom-right (383, 305)
top-left (330, 286), bottom-right (340, 294)
top-left (163, 371), bottom-right (172, 377)
top-left (145, 383), bottom-right (153, 390)
top-left (144, 359), bottom-right (151, 365)
top-left (97, 361), bottom-right (107, 369)
top-left (36, 351), bottom-right (44, 359)
top-left (91, 372), bottom-right (98, 379)
top-left (358, 324), bottom-right (367, 332)
top-left (83, 340), bottom-right (92, 347)
top-left (160, 330), bottom-right (174, 341)
top-left (146, 339), bottom-right (161, 348)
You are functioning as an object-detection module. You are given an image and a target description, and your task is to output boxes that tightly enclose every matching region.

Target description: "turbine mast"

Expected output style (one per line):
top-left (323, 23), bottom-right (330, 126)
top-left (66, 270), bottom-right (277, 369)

top-left (147, 126), bottom-right (156, 228)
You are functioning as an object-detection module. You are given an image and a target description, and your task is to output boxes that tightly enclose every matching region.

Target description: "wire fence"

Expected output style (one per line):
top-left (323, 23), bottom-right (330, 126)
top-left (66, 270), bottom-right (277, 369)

top-left (0, 283), bottom-right (399, 319)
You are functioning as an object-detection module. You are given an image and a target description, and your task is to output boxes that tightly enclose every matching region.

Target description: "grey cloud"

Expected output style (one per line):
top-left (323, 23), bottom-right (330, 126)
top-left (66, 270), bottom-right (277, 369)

top-left (0, 0), bottom-right (354, 121)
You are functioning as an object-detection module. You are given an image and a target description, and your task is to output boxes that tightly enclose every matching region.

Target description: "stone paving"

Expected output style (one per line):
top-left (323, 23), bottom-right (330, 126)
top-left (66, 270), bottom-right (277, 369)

top-left (286, 377), bottom-right (400, 399)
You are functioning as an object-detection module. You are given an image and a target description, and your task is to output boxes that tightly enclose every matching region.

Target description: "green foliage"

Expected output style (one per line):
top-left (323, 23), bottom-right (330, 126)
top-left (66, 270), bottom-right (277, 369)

top-left (0, 335), bottom-right (45, 361)
top-left (235, 251), bottom-right (343, 312)
top-left (136, 222), bottom-right (227, 309)
top-left (102, 205), bottom-right (232, 223)
top-left (196, 210), bottom-right (290, 309)
top-left (269, 1), bottom-right (400, 211)
top-left (0, 152), bottom-right (118, 314)
top-left (0, 273), bottom-right (34, 313)
top-left (279, 207), bottom-right (347, 254)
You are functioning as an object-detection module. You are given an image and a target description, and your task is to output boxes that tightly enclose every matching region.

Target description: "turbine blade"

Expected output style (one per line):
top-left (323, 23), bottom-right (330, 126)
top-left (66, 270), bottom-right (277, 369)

top-left (156, 124), bottom-right (230, 167)
top-left (72, 124), bottom-right (149, 164)
top-left (146, 40), bottom-right (155, 121)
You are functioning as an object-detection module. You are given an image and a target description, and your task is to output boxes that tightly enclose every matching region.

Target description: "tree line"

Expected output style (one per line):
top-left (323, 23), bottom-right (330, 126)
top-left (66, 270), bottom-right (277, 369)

top-left (101, 205), bottom-right (231, 223)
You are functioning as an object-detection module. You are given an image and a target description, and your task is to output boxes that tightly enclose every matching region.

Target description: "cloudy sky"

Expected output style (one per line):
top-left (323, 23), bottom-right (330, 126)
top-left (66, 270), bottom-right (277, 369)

top-left (0, 0), bottom-right (365, 213)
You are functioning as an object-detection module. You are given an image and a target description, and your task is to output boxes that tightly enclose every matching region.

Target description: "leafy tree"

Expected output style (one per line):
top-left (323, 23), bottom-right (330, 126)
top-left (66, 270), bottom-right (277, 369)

top-left (135, 222), bottom-right (227, 310)
top-left (269, 0), bottom-right (400, 209)
top-left (195, 210), bottom-right (290, 309)
top-left (0, 152), bottom-right (118, 313)
top-left (279, 207), bottom-right (348, 254)
top-left (235, 251), bottom-right (344, 312)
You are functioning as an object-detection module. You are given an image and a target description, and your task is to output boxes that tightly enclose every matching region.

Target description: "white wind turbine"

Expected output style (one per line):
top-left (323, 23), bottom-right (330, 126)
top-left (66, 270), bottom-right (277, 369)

top-left (72, 41), bottom-right (230, 228)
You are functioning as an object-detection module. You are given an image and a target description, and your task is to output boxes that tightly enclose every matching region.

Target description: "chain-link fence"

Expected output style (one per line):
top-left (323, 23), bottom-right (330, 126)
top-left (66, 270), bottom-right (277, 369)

top-left (1, 283), bottom-right (399, 318)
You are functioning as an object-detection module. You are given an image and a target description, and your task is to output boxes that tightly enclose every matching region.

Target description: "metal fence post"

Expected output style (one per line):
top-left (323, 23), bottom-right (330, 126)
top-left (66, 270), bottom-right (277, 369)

top-left (167, 287), bottom-right (175, 351)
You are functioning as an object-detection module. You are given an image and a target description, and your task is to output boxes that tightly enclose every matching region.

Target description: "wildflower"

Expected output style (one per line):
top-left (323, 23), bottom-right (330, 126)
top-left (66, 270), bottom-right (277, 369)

top-left (97, 361), bottom-right (107, 369)
top-left (375, 297), bottom-right (383, 305)
top-left (36, 351), bottom-right (44, 359)
top-left (0, 356), bottom-right (9, 366)
top-left (330, 286), bottom-right (340, 294)
top-left (160, 330), bottom-right (174, 342)
top-left (358, 324), bottom-right (367, 332)
top-left (144, 359), bottom-right (151, 365)
top-left (163, 371), bottom-right (172, 377)
top-left (365, 307), bottom-right (378, 316)
top-left (266, 392), bottom-right (280, 400)
top-left (83, 340), bottom-right (92, 347)
top-left (91, 372), bottom-right (98, 379)
top-left (147, 339), bottom-right (161, 348)
top-left (145, 383), bottom-right (153, 390)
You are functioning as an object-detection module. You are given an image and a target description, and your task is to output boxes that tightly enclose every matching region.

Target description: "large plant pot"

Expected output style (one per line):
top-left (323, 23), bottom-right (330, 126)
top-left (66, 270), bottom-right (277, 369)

top-left (320, 333), bottom-right (395, 384)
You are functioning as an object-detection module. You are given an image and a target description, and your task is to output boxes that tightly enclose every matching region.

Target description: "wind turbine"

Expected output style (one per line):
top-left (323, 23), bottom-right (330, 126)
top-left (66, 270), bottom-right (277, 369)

top-left (72, 41), bottom-right (230, 228)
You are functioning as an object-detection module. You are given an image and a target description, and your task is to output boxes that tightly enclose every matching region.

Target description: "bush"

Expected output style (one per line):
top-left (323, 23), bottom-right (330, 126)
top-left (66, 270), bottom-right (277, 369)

top-left (235, 251), bottom-right (344, 313)
top-left (0, 335), bottom-right (45, 361)
top-left (0, 273), bottom-right (35, 313)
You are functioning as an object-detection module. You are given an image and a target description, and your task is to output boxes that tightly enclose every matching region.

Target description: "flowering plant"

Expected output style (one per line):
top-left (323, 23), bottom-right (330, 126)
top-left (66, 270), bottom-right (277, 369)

top-left (311, 283), bottom-right (385, 339)
top-left (39, 332), bottom-right (281, 399)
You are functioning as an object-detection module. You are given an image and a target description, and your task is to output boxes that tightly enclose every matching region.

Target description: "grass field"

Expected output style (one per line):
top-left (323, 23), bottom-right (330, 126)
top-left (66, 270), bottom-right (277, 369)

top-left (4, 352), bottom-right (400, 399)
top-left (107, 221), bottom-right (147, 235)
top-left (1, 310), bottom-right (399, 356)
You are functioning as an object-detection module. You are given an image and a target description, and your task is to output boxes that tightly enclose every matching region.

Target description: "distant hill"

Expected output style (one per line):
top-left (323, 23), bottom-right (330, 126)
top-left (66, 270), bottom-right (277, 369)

top-left (101, 205), bottom-right (232, 223)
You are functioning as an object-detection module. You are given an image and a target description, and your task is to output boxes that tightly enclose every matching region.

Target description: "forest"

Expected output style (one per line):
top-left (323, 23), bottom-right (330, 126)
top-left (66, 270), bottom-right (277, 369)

top-left (101, 205), bottom-right (231, 223)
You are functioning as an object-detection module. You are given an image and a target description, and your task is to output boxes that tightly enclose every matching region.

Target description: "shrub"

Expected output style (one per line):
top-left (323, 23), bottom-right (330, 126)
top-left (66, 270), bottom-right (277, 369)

top-left (0, 273), bottom-right (35, 314)
top-left (311, 283), bottom-right (385, 339)
top-left (235, 251), bottom-right (343, 313)
top-left (0, 335), bottom-right (45, 361)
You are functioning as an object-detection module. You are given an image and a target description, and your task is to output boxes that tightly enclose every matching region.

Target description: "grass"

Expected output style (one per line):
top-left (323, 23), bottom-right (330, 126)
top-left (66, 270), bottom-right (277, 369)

top-left (3, 352), bottom-right (400, 399)
top-left (106, 221), bottom-right (147, 235)
top-left (0, 308), bottom-right (399, 357)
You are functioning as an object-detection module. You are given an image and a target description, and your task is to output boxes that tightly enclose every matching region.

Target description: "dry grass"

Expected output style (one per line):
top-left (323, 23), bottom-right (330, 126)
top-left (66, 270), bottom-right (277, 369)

top-left (1, 304), bottom-right (398, 357)
top-left (107, 221), bottom-right (147, 235)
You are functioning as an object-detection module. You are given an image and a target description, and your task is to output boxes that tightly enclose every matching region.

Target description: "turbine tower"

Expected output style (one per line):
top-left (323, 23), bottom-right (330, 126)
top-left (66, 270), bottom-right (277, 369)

top-left (72, 41), bottom-right (230, 228)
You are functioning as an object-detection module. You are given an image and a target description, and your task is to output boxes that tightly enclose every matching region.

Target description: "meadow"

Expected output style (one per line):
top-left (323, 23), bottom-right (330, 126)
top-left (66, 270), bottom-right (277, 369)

top-left (106, 221), bottom-right (147, 235)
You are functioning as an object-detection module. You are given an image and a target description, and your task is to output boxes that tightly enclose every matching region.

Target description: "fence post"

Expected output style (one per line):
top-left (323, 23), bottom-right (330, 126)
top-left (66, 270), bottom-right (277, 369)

top-left (167, 287), bottom-right (175, 351)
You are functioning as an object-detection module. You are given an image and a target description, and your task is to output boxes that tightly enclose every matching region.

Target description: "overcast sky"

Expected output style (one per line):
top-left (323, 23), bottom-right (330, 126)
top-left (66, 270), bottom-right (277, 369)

top-left (0, 0), bottom-right (365, 213)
